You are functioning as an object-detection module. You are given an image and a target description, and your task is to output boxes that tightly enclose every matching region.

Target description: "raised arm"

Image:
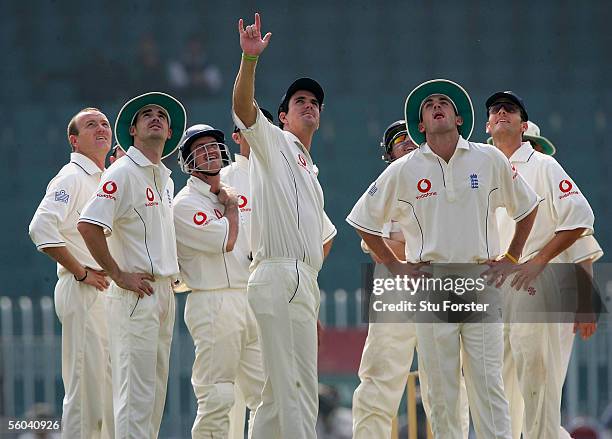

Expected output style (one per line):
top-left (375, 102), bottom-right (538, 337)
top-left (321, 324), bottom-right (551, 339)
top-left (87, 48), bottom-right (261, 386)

top-left (232, 12), bottom-right (272, 128)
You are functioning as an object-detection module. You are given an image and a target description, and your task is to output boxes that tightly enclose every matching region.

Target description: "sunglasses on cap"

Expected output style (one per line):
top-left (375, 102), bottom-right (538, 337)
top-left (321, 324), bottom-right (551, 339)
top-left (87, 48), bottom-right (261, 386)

top-left (389, 132), bottom-right (408, 147)
top-left (488, 101), bottom-right (520, 115)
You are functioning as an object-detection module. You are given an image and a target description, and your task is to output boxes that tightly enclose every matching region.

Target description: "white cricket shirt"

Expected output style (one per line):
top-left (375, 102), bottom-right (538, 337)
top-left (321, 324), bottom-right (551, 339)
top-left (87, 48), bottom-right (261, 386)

top-left (347, 137), bottom-right (539, 263)
top-left (221, 154), bottom-right (253, 246)
top-left (495, 142), bottom-right (595, 262)
top-left (233, 107), bottom-right (336, 271)
top-left (174, 176), bottom-right (251, 291)
top-left (29, 153), bottom-right (104, 274)
top-left (79, 147), bottom-right (179, 277)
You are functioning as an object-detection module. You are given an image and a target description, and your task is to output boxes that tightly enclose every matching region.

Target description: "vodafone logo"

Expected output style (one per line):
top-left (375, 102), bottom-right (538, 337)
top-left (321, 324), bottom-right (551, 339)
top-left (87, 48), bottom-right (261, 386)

top-left (103, 181), bottom-right (117, 194)
top-left (193, 212), bottom-right (207, 225)
top-left (214, 208), bottom-right (223, 219)
top-left (559, 180), bottom-right (573, 193)
top-left (146, 187), bottom-right (154, 201)
top-left (417, 179), bottom-right (431, 193)
top-left (239, 195), bottom-right (248, 208)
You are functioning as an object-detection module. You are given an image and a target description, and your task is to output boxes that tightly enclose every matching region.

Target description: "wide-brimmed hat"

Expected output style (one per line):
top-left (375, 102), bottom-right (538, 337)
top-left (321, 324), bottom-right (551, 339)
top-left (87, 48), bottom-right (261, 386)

top-left (115, 92), bottom-right (187, 159)
top-left (404, 79), bottom-right (474, 146)
top-left (487, 121), bottom-right (556, 156)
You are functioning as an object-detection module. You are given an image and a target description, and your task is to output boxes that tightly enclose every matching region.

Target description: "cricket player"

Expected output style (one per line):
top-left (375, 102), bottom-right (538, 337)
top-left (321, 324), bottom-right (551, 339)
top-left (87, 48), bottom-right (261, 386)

top-left (29, 107), bottom-right (113, 439)
top-left (223, 108), bottom-right (274, 439)
top-left (173, 124), bottom-right (265, 438)
top-left (77, 92), bottom-right (186, 439)
top-left (352, 120), bottom-right (469, 438)
top-left (486, 92), bottom-right (598, 439)
top-left (347, 79), bottom-right (541, 439)
top-left (232, 13), bottom-right (337, 439)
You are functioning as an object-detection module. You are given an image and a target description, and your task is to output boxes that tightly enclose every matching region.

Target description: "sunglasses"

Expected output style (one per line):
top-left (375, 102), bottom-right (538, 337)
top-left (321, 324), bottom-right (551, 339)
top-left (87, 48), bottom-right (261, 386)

top-left (488, 102), bottom-right (520, 115)
top-left (390, 133), bottom-right (408, 147)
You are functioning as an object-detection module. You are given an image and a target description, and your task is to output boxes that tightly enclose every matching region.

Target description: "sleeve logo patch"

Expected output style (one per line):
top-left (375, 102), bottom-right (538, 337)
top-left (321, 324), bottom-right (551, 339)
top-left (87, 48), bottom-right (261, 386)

top-left (559, 180), bottom-right (573, 193)
top-left (98, 181), bottom-right (117, 200)
top-left (214, 208), bottom-right (224, 219)
top-left (103, 181), bottom-right (117, 194)
top-left (54, 190), bottom-right (69, 204)
top-left (558, 179), bottom-right (579, 199)
top-left (368, 182), bottom-right (378, 196)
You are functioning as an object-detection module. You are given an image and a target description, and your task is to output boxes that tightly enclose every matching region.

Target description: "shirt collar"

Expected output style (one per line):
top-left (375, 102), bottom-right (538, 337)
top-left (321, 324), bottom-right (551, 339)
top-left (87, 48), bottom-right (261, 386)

top-left (284, 130), bottom-right (312, 158)
top-left (420, 136), bottom-right (470, 155)
top-left (509, 142), bottom-right (535, 163)
top-left (234, 154), bottom-right (249, 170)
top-left (70, 152), bottom-right (104, 175)
top-left (126, 146), bottom-right (172, 177)
top-left (188, 176), bottom-right (217, 201)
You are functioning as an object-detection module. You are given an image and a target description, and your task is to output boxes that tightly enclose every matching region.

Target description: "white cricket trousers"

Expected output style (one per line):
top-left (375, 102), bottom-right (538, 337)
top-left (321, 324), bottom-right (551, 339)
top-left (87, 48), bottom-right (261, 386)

top-left (502, 267), bottom-right (563, 439)
top-left (247, 258), bottom-right (320, 439)
top-left (416, 321), bottom-right (511, 439)
top-left (352, 322), bottom-right (470, 439)
top-left (105, 277), bottom-right (175, 439)
top-left (184, 289), bottom-right (264, 439)
top-left (54, 272), bottom-right (113, 439)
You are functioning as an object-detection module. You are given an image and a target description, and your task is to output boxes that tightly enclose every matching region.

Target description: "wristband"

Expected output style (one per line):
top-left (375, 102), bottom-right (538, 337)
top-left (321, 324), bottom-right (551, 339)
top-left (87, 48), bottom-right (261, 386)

top-left (75, 269), bottom-right (88, 282)
top-left (504, 252), bottom-right (519, 264)
top-left (242, 53), bottom-right (259, 62)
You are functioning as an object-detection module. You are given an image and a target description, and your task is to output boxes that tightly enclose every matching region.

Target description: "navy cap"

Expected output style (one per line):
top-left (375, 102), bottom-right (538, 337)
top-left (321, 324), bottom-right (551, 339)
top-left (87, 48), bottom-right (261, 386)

top-left (485, 91), bottom-right (529, 121)
top-left (278, 77), bottom-right (324, 119)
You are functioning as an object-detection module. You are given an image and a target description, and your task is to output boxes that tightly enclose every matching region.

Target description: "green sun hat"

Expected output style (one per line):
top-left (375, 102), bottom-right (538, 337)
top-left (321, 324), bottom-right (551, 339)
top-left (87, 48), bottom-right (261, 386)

top-left (115, 92), bottom-right (187, 159)
top-left (404, 79), bottom-right (474, 146)
top-left (487, 121), bottom-right (556, 156)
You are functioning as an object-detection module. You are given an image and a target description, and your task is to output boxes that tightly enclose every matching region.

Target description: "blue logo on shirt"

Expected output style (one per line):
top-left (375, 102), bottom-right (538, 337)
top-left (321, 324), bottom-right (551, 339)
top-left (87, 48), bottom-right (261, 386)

top-left (469, 174), bottom-right (479, 189)
top-left (368, 183), bottom-right (378, 196)
top-left (54, 190), bottom-right (69, 204)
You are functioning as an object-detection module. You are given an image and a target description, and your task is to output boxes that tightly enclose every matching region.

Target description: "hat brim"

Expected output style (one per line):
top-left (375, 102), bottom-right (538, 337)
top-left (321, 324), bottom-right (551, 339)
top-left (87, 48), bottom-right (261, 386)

top-left (115, 92), bottom-right (187, 159)
top-left (524, 134), bottom-right (556, 156)
top-left (487, 135), bottom-right (556, 156)
top-left (404, 79), bottom-right (474, 146)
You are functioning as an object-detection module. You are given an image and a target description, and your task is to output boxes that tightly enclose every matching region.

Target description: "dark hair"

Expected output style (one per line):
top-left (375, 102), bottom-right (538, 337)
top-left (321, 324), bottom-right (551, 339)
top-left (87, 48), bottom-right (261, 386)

top-left (66, 107), bottom-right (101, 150)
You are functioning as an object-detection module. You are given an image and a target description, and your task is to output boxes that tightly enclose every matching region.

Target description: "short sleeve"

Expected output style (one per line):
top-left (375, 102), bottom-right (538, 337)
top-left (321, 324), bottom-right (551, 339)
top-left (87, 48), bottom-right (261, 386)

top-left (544, 159), bottom-right (594, 235)
top-left (29, 173), bottom-right (79, 250)
top-left (79, 166), bottom-right (131, 234)
top-left (346, 161), bottom-right (403, 236)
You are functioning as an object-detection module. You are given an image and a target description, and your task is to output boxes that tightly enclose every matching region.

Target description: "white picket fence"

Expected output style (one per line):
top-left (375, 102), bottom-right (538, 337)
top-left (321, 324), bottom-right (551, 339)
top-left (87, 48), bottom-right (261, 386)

top-left (0, 291), bottom-right (611, 437)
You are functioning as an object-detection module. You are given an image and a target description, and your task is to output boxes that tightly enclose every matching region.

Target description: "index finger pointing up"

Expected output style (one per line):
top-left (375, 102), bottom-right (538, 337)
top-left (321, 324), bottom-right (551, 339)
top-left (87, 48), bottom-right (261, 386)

top-left (255, 12), bottom-right (261, 31)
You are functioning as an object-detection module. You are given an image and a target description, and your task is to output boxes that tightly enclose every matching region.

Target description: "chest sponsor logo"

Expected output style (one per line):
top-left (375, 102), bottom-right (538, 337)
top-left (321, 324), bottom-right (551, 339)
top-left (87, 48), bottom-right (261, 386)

top-left (511, 165), bottom-right (518, 180)
top-left (416, 178), bottom-right (437, 199)
top-left (145, 187), bottom-right (159, 207)
top-left (297, 153), bottom-right (311, 173)
top-left (98, 181), bottom-right (117, 200)
top-left (558, 179), bottom-right (579, 199)
top-left (214, 208), bottom-right (224, 219)
top-left (54, 189), bottom-right (69, 204)
top-left (193, 211), bottom-right (208, 225)
top-left (238, 195), bottom-right (251, 212)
